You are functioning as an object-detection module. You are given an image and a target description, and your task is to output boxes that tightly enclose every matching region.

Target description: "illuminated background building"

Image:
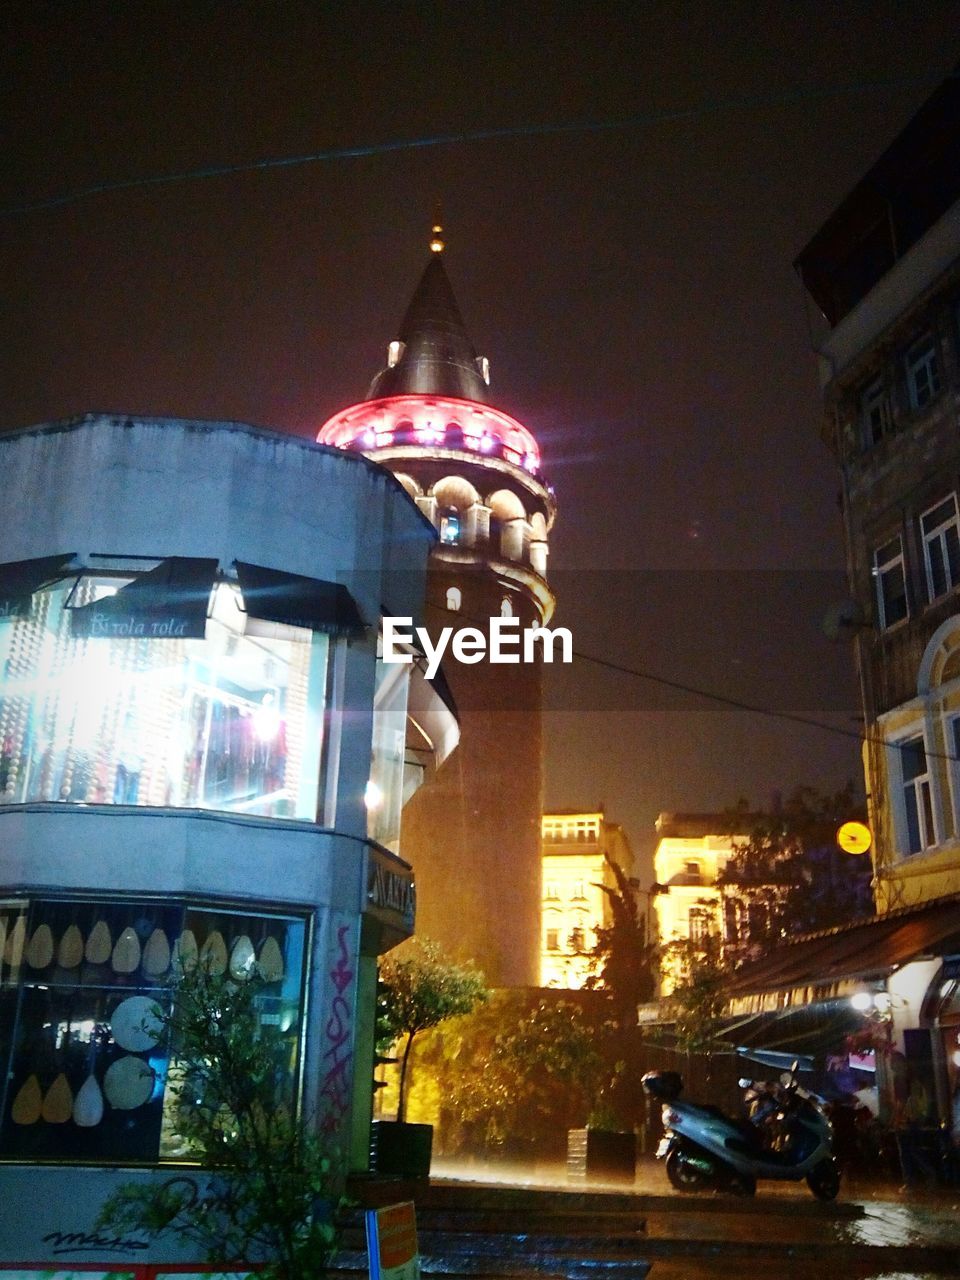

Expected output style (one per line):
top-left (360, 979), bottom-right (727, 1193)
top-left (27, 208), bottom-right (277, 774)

top-left (540, 810), bottom-right (634, 989)
top-left (0, 414), bottom-right (446, 1266)
top-left (319, 232), bottom-right (556, 986)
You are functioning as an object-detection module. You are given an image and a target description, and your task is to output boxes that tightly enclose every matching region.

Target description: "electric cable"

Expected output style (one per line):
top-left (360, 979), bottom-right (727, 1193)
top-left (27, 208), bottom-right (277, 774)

top-left (420, 596), bottom-right (960, 766)
top-left (1, 72), bottom-right (953, 218)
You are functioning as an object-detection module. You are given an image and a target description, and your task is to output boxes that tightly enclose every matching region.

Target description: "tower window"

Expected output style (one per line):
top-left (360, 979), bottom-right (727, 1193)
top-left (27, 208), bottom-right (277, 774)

top-left (500, 596), bottom-right (514, 618)
top-left (439, 510), bottom-right (460, 545)
top-left (446, 586), bottom-right (462, 612)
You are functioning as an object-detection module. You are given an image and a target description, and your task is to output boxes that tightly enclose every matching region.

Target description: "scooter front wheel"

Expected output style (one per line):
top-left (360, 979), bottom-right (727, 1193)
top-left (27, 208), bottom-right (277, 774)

top-left (665, 1147), bottom-right (711, 1192)
top-left (806, 1158), bottom-right (840, 1201)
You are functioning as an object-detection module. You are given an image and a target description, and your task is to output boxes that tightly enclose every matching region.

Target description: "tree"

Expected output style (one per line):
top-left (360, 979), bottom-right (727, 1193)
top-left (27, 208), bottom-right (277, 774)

top-left (717, 784), bottom-right (872, 961)
top-left (97, 966), bottom-right (339, 1280)
top-left (585, 854), bottom-right (657, 1023)
top-left (377, 939), bottom-right (487, 1122)
top-left (657, 933), bottom-right (728, 1055)
top-left (443, 996), bottom-right (612, 1147)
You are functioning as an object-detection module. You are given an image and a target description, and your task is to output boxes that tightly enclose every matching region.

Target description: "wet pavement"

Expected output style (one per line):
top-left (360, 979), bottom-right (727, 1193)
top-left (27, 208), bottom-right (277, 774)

top-left (413, 1157), bottom-right (960, 1277)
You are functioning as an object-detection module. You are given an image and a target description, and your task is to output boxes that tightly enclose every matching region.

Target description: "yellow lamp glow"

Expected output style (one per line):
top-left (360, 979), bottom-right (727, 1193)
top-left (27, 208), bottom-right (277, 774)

top-left (837, 820), bottom-right (872, 855)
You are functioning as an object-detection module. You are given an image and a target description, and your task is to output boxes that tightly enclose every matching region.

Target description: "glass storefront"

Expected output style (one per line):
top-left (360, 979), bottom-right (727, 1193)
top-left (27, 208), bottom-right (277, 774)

top-left (366, 657), bottom-right (409, 852)
top-left (0, 896), bottom-right (306, 1164)
top-left (0, 578), bottom-right (329, 822)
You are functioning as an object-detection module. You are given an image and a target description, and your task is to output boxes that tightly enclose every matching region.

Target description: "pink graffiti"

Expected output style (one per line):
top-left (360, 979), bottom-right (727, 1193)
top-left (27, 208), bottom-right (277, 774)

top-left (318, 924), bottom-right (355, 1132)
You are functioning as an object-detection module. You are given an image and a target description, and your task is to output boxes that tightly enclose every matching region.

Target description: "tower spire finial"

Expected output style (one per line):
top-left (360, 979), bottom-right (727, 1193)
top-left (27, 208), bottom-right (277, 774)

top-left (430, 201), bottom-right (444, 253)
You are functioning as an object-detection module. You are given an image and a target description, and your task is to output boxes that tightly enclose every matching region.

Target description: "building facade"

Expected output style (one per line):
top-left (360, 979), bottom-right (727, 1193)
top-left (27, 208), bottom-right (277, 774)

top-left (319, 234), bottom-right (556, 986)
top-left (795, 71), bottom-right (960, 914)
top-left (0, 414), bottom-right (447, 1268)
top-left (540, 810), bottom-right (634, 988)
top-left (652, 812), bottom-right (756, 992)
top-left (794, 69), bottom-right (960, 1131)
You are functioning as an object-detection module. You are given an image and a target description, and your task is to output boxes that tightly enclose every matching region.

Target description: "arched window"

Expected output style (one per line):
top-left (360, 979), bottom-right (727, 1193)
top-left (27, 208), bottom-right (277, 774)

top-left (500, 596), bottom-right (513, 618)
top-left (439, 509), bottom-right (460, 545)
top-left (446, 586), bottom-right (462, 612)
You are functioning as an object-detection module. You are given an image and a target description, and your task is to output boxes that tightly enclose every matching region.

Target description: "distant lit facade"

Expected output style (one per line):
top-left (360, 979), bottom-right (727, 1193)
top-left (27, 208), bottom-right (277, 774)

top-left (652, 813), bottom-right (749, 993)
top-left (540, 810), bottom-right (633, 988)
top-left (319, 236), bottom-right (556, 986)
top-left (0, 415), bottom-right (446, 1269)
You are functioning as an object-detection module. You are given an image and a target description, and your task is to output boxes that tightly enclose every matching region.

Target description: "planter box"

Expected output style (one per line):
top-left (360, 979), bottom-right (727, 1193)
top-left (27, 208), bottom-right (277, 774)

top-left (567, 1127), bottom-right (637, 1184)
top-left (370, 1120), bottom-right (433, 1179)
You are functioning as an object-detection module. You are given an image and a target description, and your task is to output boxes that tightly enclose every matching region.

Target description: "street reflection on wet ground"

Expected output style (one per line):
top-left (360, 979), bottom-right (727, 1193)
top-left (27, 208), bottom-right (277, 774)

top-left (429, 1156), bottom-right (960, 1277)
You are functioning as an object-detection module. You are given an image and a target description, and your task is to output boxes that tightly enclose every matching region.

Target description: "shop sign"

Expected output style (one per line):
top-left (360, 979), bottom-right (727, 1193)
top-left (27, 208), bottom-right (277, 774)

top-left (367, 857), bottom-right (415, 930)
top-left (365, 1201), bottom-right (419, 1280)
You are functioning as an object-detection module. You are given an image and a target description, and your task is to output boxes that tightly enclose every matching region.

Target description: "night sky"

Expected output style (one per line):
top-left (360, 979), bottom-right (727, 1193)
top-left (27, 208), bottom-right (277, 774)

top-left (3, 2), bottom-right (960, 876)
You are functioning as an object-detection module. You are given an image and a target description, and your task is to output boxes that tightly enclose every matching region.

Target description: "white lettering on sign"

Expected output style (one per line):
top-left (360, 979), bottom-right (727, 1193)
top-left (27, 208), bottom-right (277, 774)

top-left (382, 616), bottom-right (572, 679)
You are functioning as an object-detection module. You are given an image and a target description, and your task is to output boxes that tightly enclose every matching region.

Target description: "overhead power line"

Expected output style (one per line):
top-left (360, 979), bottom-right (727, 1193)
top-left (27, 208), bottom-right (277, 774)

top-left (1, 72), bottom-right (951, 217)
top-left (423, 597), bottom-right (960, 766)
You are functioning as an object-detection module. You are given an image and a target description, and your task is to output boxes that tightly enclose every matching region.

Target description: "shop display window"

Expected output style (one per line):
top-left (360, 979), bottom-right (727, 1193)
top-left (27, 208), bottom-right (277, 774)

top-left (0, 896), bottom-right (306, 1164)
top-left (0, 579), bottom-right (330, 822)
top-left (366, 657), bottom-right (409, 852)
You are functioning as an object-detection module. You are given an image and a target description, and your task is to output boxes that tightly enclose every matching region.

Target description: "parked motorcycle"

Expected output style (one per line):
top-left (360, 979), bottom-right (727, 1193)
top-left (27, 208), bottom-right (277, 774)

top-left (641, 1064), bottom-right (840, 1200)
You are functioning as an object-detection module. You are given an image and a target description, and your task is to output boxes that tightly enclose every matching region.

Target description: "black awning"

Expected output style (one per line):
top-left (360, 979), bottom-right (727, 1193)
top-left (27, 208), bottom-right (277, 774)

top-left (70, 557), bottom-right (218, 640)
top-left (426, 660), bottom-right (458, 720)
top-left (234, 561), bottom-right (366, 639)
top-left (0, 553), bottom-right (76, 618)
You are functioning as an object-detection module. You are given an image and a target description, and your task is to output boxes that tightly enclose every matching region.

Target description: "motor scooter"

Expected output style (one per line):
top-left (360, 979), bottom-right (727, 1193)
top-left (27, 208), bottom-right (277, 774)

top-left (641, 1063), bottom-right (840, 1199)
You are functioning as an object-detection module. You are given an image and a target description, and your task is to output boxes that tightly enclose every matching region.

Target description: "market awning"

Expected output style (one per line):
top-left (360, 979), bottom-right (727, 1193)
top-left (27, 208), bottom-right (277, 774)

top-left (726, 893), bottom-right (960, 1013)
top-left (0, 553), bottom-right (76, 618)
top-left (70, 557), bottom-right (218, 639)
top-left (233, 561), bottom-right (366, 639)
top-left (723, 999), bottom-right (867, 1060)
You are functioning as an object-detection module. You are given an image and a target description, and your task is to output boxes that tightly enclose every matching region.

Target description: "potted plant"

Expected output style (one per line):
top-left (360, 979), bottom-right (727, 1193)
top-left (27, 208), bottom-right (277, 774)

top-left (373, 939), bottom-right (486, 1178)
top-left (567, 1064), bottom-right (637, 1185)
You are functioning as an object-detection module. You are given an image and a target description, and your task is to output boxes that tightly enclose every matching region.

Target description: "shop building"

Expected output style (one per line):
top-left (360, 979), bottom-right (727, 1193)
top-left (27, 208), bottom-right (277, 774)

top-left (0, 414), bottom-right (451, 1267)
top-left (319, 230), bottom-right (556, 986)
top-left (540, 810), bottom-right (634, 988)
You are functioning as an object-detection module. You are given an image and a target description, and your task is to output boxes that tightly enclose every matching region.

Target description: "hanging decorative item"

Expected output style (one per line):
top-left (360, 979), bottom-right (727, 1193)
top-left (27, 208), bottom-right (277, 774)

top-left (103, 1055), bottom-right (156, 1110)
top-left (85, 919), bottom-right (113, 965)
top-left (199, 930), bottom-right (227, 976)
top-left (57, 923), bottom-right (84, 969)
top-left (229, 935), bottom-right (256, 981)
top-left (73, 1070), bottom-right (105, 1127)
top-left (172, 928), bottom-right (198, 975)
top-left (258, 935), bottom-right (284, 982)
top-left (110, 996), bottom-right (163, 1052)
top-left (4, 915), bottom-right (26, 969)
top-left (26, 923), bottom-right (54, 969)
top-left (11, 1074), bottom-right (43, 1125)
top-left (142, 927), bottom-right (171, 977)
top-left (41, 1072), bottom-right (74, 1124)
top-left (111, 926), bottom-right (142, 974)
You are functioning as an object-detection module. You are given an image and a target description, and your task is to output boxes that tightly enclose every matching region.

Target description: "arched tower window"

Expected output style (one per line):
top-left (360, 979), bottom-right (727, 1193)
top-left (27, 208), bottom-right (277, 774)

top-left (500, 596), bottom-right (513, 618)
top-left (439, 509), bottom-right (460, 545)
top-left (446, 586), bottom-right (462, 612)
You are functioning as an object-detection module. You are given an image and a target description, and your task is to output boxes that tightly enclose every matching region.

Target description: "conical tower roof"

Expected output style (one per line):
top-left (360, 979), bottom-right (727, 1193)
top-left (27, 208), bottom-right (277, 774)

top-left (366, 252), bottom-right (489, 403)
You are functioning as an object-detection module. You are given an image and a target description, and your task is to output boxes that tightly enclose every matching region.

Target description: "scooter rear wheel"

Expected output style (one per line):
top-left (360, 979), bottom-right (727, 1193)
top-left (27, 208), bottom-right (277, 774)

top-left (806, 1158), bottom-right (840, 1201)
top-left (665, 1147), bottom-right (710, 1191)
